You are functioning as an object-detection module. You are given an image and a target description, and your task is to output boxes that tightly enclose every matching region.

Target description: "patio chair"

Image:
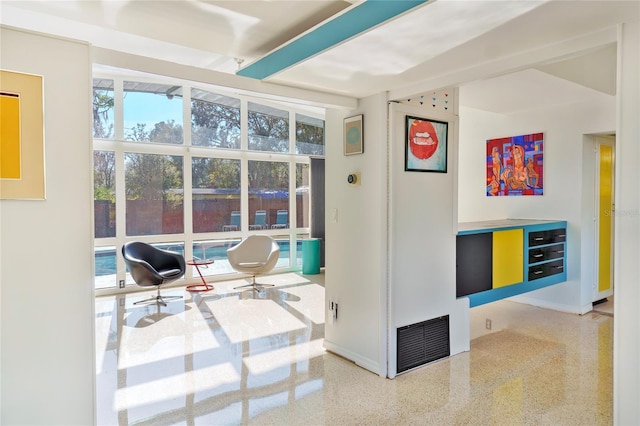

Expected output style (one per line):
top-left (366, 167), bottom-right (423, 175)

top-left (249, 210), bottom-right (268, 230)
top-left (222, 210), bottom-right (241, 231)
top-left (227, 235), bottom-right (280, 291)
top-left (271, 209), bottom-right (288, 229)
top-left (122, 242), bottom-right (185, 306)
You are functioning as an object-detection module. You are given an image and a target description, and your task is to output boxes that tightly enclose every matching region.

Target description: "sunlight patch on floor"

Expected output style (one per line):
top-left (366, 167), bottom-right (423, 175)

top-left (281, 283), bottom-right (326, 325)
top-left (244, 338), bottom-right (325, 375)
top-left (208, 297), bottom-right (307, 343)
top-left (114, 362), bottom-right (240, 411)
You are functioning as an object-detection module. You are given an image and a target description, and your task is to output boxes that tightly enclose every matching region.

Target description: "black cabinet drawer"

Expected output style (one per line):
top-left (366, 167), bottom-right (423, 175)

top-left (528, 259), bottom-right (564, 281)
top-left (528, 228), bottom-right (566, 247)
top-left (528, 243), bottom-right (565, 264)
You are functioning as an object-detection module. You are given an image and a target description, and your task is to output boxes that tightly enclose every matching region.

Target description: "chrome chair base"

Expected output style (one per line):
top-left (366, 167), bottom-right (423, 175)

top-left (234, 276), bottom-right (274, 292)
top-left (134, 288), bottom-right (182, 306)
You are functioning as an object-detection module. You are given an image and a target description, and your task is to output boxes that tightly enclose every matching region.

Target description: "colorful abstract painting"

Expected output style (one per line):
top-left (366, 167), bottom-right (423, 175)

top-left (486, 133), bottom-right (543, 196)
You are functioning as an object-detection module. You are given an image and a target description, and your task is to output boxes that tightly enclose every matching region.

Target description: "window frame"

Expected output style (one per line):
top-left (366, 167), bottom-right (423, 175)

top-left (93, 73), bottom-right (324, 295)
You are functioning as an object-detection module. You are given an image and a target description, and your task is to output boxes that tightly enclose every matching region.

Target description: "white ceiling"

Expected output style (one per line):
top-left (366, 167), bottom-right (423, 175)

top-left (1, 0), bottom-right (636, 113)
top-left (459, 67), bottom-right (614, 115)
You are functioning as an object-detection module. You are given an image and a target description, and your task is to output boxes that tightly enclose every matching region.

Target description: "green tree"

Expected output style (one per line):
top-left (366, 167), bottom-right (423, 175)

top-left (296, 163), bottom-right (309, 187)
top-left (150, 119), bottom-right (183, 144)
top-left (248, 110), bottom-right (289, 152)
top-left (125, 153), bottom-right (183, 206)
top-left (92, 89), bottom-right (114, 139)
top-left (192, 158), bottom-right (240, 189)
top-left (248, 161), bottom-right (288, 191)
top-left (94, 151), bottom-right (115, 201)
top-left (126, 123), bottom-right (150, 142)
top-left (296, 122), bottom-right (325, 155)
top-left (191, 99), bottom-right (240, 148)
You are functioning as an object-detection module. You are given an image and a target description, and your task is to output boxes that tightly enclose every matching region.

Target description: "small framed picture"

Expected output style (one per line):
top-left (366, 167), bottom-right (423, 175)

top-left (405, 115), bottom-right (448, 173)
top-left (344, 114), bottom-right (364, 155)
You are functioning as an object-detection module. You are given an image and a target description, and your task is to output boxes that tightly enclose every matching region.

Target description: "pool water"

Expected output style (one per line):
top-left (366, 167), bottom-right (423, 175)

top-left (95, 240), bottom-right (300, 276)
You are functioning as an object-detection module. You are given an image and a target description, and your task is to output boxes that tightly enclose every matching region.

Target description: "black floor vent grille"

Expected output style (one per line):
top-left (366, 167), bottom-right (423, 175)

top-left (397, 315), bottom-right (450, 374)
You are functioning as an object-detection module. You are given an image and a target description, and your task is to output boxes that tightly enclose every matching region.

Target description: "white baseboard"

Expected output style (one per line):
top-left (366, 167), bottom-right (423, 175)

top-left (509, 295), bottom-right (590, 314)
top-left (323, 340), bottom-right (383, 377)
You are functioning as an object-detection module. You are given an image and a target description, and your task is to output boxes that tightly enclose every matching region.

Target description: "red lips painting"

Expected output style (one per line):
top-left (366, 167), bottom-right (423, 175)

top-left (408, 119), bottom-right (439, 160)
top-left (405, 115), bottom-right (448, 173)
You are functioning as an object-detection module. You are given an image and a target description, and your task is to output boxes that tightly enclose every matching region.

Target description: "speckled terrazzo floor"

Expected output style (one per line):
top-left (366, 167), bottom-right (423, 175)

top-left (95, 272), bottom-right (612, 425)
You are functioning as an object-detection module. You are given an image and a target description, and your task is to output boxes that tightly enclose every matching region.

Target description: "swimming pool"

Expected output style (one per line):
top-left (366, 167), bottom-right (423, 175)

top-left (94, 239), bottom-right (301, 277)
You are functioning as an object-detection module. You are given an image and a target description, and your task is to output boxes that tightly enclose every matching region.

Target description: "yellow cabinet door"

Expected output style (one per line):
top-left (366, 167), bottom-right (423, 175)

top-left (493, 229), bottom-right (524, 288)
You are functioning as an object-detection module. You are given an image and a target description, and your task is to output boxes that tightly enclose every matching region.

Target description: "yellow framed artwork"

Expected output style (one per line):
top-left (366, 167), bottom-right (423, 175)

top-left (0, 69), bottom-right (45, 199)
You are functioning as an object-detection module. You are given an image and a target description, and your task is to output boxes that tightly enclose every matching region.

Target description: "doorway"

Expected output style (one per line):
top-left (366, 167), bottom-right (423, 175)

top-left (582, 134), bottom-right (615, 312)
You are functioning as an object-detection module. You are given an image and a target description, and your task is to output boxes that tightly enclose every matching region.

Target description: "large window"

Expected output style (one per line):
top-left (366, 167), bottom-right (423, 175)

top-left (92, 74), bottom-right (324, 292)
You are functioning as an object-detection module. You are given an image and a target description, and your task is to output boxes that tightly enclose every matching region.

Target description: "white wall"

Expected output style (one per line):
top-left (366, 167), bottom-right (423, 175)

top-left (324, 93), bottom-right (388, 375)
top-left (324, 95), bottom-right (470, 378)
top-left (457, 98), bottom-right (615, 314)
top-left (0, 27), bottom-right (95, 425)
top-left (387, 102), bottom-right (469, 378)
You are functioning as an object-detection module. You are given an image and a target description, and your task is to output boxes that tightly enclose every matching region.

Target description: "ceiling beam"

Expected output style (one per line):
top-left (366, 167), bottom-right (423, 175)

top-left (236, 0), bottom-right (429, 80)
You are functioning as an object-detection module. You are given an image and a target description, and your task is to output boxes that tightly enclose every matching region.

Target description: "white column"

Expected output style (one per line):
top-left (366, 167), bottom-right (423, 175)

top-left (614, 19), bottom-right (640, 426)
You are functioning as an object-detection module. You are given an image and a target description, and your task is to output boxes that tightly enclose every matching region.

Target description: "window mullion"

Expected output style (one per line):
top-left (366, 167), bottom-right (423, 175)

top-left (289, 108), bottom-right (295, 154)
top-left (183, 87), bottom-right (194, 264)
top-left (114, 146), bottom-right (127, 285)
top-left (240, 155), bottom-right (249, 234)
top-left (112, 78), bottom-right (128, 286)
top-left (183, 87), bottom-right (192, 146)
top-left (113, 77), bottom-right (124, 141)
top-left (289, 161), bottom-right (296, 266)
top-left (241, 98), bottom-right (248, 151)
top-left (240, 98), bottom-right (249, 233)
top-left (183, 154), bottom-right (194, 262)
top-left (289, 108), bottom-right (296, 220)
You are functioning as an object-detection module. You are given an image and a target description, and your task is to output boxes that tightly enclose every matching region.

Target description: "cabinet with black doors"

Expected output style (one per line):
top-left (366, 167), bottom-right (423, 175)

top-left (457, 219), bottom-right (567, 307)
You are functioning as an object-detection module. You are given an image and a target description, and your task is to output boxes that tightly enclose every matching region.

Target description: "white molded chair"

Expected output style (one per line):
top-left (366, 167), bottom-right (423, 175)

top-left (227, 235), bottom-right (280, 291)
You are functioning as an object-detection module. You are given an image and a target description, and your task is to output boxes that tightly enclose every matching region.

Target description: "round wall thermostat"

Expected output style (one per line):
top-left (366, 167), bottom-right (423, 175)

top-left (347, 172), bottom-right (360, 185)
